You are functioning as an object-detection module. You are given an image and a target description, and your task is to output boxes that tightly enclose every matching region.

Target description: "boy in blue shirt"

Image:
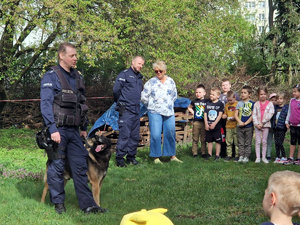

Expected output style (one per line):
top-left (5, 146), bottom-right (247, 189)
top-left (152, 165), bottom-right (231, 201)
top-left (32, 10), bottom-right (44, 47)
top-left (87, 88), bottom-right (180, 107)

top-left (234, 85), bottom-right (254, 163)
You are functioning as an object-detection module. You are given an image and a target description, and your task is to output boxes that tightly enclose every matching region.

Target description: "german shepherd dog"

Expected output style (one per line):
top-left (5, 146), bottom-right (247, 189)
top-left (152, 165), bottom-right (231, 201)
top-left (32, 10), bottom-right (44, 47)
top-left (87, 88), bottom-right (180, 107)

top-left (41, 134), bottom-right (111, 207)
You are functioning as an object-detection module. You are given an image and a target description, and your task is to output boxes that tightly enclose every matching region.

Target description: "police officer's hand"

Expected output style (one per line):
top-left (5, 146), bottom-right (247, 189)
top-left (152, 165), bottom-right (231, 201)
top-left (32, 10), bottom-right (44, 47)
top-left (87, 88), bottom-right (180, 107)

top-left (51, 132), bottom-right (61, 144)
top-left (80, 131), bottom-right (87, 138)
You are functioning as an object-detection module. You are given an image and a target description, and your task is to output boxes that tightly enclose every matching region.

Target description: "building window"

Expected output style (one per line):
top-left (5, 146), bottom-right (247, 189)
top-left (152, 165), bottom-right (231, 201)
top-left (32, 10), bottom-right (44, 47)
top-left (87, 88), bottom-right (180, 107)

top-left (245, 1), bottom-right (256, 9)
top-left (259, 26), bottom-right (264, 33)
top-left (246, 14), bottom-right (256, 22)
top-left (259, 1), bottom-right (265, 8)
top-left (259, 13), bottom-right (265, 21)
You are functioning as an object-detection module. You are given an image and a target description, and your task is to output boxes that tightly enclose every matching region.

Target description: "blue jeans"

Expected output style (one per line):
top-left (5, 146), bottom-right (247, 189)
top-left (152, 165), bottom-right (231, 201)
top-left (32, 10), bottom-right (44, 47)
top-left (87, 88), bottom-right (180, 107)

top-left (148, 112), bottom-right (176, 157)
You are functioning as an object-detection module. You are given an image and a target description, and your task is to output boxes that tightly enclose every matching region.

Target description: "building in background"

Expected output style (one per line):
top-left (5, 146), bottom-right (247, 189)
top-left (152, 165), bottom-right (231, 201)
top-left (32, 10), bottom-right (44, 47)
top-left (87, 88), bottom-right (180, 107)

top-left (240, 0), bottom-right (274, 33)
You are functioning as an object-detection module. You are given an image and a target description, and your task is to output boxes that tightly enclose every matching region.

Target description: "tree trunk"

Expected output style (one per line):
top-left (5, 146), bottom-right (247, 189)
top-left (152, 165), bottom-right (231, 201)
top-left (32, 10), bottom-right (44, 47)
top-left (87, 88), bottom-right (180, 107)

top-left (268, 0), bottom-right (274, 30)
top-left (0, 79), bottom-right (7, 127)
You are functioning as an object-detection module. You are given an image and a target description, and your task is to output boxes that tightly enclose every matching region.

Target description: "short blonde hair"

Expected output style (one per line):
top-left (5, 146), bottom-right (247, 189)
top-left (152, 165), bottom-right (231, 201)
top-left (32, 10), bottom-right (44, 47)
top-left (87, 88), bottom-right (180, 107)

top-left (266, 170), bottom-right (300, 216)
top-left (153, 60), bottom-right (167, 71)
top-left (211, 87), bottom-right (221, 96)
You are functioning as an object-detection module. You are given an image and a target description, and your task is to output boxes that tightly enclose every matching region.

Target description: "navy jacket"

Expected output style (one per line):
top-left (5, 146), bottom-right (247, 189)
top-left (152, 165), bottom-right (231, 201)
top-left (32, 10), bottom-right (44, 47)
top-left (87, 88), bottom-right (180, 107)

top-left (113, 67), bottom-right (143, 114)
top-left (272, 104), bottom-right (289, 130)
top-left (40, 65), bottom-right (87, 134)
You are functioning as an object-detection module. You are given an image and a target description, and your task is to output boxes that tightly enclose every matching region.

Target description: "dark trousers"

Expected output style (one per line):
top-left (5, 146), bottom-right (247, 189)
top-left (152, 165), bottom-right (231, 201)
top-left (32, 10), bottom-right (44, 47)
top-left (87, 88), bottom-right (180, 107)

top-left (47, 127), bottom-right (97, 210)
top-left (116, 110), bottom-right (140, 162)
top-left (274, 128), bottom-right (287, 158)
top-left (220, 119), bottom-right (227, 157)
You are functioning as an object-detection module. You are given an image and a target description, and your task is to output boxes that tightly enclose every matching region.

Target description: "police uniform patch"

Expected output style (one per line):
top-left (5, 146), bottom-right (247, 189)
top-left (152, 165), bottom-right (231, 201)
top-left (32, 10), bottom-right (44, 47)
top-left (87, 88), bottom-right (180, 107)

top-left (43, 83), bottom-right (53, 87)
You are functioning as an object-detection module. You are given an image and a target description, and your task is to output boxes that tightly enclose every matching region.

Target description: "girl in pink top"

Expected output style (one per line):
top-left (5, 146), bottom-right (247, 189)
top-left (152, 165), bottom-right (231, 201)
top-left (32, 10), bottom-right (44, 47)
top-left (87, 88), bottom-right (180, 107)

top-left (253, 86), bottom-right (275, 163)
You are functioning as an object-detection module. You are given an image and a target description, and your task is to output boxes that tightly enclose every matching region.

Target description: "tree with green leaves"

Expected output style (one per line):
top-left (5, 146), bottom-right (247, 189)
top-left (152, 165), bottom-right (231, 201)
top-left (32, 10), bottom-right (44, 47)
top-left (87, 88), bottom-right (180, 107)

top-left (0, 0), bottom-right (254, 118)
top-left (0, 0), bottom-right (119, 109)
top-left (262, 0), bottom-right (300, 84)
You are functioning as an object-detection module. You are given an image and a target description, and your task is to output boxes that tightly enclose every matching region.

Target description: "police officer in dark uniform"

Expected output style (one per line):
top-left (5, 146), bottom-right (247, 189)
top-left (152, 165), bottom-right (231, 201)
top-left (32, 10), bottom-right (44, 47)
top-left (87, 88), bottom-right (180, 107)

top-left (113, 56), bottom-right (145, 167)
top-left (40, 42), bottom-right (103, 214)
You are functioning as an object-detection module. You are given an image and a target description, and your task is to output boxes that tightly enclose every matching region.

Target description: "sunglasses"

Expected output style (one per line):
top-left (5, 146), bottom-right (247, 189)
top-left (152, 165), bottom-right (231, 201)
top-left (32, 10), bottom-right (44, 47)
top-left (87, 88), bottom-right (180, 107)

top-left (154, 70), bottom-right (163, 74)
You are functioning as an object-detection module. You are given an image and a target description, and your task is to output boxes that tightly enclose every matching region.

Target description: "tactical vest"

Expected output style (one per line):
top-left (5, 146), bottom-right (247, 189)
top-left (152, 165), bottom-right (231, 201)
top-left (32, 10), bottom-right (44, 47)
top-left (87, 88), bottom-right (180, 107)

top-left (52, 66), bottom-right (88, 127)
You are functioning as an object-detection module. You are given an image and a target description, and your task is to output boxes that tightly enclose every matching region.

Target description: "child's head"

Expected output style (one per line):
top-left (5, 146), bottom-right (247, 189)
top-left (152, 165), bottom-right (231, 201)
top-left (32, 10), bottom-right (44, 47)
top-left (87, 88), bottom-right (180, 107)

top-left (195, 84), bottom-right (206, 100)
top-left (269, 93), bottom-right (277, 104)
top-left (226, 90), bottom-right (236, 104)
top-left (210, 87), bottom-right (221, 102)
top-left (263, 170), bottom-right (300, 218)
top-left (277, 92), bottom-right (285, 106)
top-left (292, 84), bottom-right (300, 99)
top-left (257, 86), bottom-right (268, 102)
top-left (221, 78), bottom-right (231, 93)
top-left (240, 85), bottom-right (252, 101)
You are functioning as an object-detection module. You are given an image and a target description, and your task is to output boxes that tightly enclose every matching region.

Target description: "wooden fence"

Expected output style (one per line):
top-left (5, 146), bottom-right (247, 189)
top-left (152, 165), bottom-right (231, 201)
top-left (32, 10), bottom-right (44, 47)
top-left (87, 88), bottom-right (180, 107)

top-left (97, 110), bottom-right (193, 148)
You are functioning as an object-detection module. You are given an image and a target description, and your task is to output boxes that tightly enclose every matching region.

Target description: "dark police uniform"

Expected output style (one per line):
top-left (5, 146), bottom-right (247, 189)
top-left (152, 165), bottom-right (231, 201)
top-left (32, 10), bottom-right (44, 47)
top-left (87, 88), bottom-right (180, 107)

top-left (113, 67), bottom-right (143, 165)
top-left (40, 65), bottom-right (98, 210)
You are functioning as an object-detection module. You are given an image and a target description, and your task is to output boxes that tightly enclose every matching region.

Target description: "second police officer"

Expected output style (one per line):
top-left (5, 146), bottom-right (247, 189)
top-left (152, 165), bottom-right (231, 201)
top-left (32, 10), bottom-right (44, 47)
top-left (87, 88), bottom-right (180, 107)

top-left (113, 56), bottom-right (145, 167)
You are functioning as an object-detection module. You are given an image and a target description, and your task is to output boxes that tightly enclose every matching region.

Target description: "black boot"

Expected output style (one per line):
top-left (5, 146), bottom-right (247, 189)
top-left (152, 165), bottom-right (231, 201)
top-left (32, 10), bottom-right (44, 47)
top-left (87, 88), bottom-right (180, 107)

top-left (55, 203), bottom-right (66, 214)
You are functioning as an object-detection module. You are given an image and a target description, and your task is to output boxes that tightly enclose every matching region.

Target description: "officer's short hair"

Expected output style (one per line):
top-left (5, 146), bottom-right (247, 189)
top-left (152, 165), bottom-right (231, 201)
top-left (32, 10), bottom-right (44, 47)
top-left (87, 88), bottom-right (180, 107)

top-left (132, 56), bottom-right (145, 62)
top-left (57, 42), bottom-right (76, 60)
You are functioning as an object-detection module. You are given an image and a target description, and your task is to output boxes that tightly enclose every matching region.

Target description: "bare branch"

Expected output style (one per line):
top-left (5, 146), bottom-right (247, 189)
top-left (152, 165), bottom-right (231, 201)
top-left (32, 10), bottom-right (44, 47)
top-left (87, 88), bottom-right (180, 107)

top-left (12, 22), bottom-right (61, 88)
top-left (14, 5), bottom-right (46, 56)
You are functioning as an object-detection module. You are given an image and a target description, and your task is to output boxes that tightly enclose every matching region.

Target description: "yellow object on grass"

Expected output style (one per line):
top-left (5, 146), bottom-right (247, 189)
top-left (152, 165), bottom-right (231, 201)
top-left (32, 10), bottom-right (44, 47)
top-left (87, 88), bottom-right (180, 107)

top-left (120, 208), bottom-right (174, 225)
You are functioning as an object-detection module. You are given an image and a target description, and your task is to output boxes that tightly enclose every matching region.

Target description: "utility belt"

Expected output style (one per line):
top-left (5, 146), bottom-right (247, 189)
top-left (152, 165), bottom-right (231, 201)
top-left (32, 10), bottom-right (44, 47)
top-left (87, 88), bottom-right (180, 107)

top-left (116, 102), bottom-right (140, 116)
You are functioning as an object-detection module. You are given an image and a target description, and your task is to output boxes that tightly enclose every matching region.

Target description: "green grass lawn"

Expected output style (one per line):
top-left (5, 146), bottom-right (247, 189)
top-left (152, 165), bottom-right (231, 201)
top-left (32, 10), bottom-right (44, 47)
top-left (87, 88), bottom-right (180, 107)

top-left (0, 128), bottom-right (300, 225)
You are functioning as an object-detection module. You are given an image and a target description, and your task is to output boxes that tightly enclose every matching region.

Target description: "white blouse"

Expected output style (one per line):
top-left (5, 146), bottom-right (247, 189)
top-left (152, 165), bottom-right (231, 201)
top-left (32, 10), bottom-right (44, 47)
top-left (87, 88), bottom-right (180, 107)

top-left (141, 76), bottom-right (177, 116)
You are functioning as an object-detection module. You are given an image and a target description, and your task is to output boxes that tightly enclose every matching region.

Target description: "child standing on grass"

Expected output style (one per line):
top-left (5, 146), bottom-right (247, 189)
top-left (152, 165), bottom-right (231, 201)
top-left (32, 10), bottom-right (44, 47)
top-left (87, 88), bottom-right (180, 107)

top-left (261, 170), bottom-right (300, 225)
top-left (219, 78), bottom-right (240, 158)
top-left (266, 93), bottom-right (277, 161)
top-left (204, 87), bottom-right (224, 161)
top-left (188, 84), bottom-right (209, 158)
top-left (235, 85), bottom-right (254, 163)
top-left (253, 86), bottom-right (275, 164)
top-left (273, 93), bottom-right (289, 164)
top-left (284, 84), bottom-right (300, 165)
top-left (222, 91), bottom-right (239, 162)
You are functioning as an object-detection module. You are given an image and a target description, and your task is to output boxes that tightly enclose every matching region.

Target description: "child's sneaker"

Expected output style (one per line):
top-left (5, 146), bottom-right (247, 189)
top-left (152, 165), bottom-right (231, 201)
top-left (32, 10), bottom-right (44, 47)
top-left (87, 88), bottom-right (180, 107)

top-left (293, 159), bottom-right (300, 165)
top-left (234, 157), bottom-right (239, 162)
top-left (273, 157), bottom-right (281, 163)
top-left (243, 157), bottom-right (249, 163)
top-left (283, 158), bottom-right (294, 165)
top-left (238, 156), bottom-right (244, 162)
top-left (255, 158), bottom-right (261, 163)
top-left (262, 158), bottom-right (269, 164)
top-left (214, 156), bottom-right (220, 161)
top-left (279, 157), bottom-right (287, 164)
top-left (224, 156), bottom-right (231, 162)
